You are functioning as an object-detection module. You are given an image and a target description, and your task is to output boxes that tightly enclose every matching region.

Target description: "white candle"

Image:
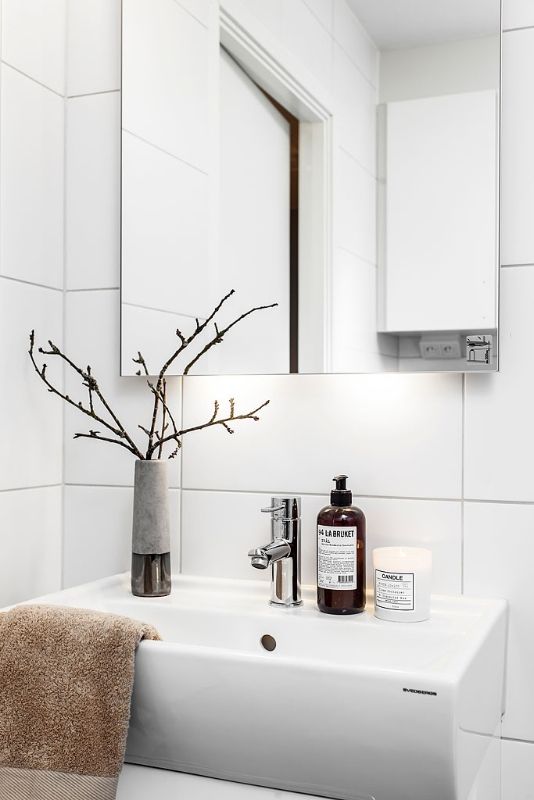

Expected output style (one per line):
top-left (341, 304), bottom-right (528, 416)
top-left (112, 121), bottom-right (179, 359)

top-left (372, 547), bottom-right (432, 622)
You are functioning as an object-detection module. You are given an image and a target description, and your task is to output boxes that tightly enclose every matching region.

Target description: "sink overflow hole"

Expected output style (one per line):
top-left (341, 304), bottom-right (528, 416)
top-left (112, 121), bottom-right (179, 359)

top-left (260, 634), bottom-right (276, 652)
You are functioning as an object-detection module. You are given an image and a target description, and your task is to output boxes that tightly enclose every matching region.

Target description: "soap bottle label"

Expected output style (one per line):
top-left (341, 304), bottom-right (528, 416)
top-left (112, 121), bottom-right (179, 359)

top-left (317, 525), bottom-right (357, 590)
top-left (375, 569), bottom-right (415, 611)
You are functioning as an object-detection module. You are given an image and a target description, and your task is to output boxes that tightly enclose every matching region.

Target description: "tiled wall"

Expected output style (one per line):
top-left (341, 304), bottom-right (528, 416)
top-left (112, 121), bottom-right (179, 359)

top-left (178, 2), bottom-right (534, 796)
top-left (120, 0), bottom-right (217, 375)
top-left (0, 0), bottom-right (64, 606)
top-left (61, 0), bottom-right (182, 588)
top-left (60, 0), bottom-right (386, 587)
top-left (2, 0), bottom-right (534, 796)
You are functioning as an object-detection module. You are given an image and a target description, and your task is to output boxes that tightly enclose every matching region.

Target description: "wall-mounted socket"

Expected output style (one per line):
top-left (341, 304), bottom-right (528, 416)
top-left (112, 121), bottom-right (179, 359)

top-left (419, 337), bottom-right (462, 359)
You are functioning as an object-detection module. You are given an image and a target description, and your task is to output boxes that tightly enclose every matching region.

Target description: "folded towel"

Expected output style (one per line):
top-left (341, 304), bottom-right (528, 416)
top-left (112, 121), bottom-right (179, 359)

top-left (0, 604), bottom-right (160, 800)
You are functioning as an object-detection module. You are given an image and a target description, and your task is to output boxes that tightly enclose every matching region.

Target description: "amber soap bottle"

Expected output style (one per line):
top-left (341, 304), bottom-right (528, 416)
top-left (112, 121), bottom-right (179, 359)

top-left (317, 475), bottom-right (366, 615)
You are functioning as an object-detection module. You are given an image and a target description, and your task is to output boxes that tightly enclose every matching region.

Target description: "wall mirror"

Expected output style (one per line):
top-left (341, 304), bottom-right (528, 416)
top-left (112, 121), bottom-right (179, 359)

top-left (120, 0), bottom-right (500, 376)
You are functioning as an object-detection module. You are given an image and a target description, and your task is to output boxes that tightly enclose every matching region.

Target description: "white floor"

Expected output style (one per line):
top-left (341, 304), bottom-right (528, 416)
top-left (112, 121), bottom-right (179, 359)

top-left (118, 765), bottom-right (327, 799)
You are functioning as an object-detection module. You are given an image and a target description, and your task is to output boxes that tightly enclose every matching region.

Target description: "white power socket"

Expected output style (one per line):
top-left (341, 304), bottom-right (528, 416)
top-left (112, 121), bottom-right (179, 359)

top-left (419, 337), bottom-right (462, 359)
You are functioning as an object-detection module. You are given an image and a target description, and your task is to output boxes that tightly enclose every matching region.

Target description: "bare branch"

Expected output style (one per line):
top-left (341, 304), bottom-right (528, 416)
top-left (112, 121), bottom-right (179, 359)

top-left (29, 331), bottom-right (143, 459)
top-left (29, 291), bottom-right (274, 464)
top-left (157, 380), bottom-right (167, 460)
top-left (149, 379), bottom-right (181, 460)
top-left (183, 303), bottom-right (278, 375)
top-left (73, 430), bottom-right (139, 454)
top-left (40, 342), bottom-right (142, 456)
top-left (86, 365), bottom-right (95, 413)
top-left (146, 398), bottom-right (270, 459)
top-left (209, 399), bottom-right (219, 424)
top-left (132, 351), bottom-right (149, 377)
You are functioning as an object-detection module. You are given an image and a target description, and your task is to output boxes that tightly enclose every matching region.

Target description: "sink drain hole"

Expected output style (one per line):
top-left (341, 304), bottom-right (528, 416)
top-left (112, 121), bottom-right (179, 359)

top-left (260, 634), bottom-right (276, 652)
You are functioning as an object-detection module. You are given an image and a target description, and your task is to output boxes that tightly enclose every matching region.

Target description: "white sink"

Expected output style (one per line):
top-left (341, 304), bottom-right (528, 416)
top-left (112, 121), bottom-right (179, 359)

top-left (28, 574), bottom-right (506, 800)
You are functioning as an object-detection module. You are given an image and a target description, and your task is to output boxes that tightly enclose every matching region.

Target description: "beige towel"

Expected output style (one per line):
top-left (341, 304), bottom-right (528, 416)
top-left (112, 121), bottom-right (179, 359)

top-left (0, 604), bottom-right (160, 800)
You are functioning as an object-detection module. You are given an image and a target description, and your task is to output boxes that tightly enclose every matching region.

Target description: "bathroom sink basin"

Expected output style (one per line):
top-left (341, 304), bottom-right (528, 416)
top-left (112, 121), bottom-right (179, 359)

top-left (28, 574), bottom-right (506, 800)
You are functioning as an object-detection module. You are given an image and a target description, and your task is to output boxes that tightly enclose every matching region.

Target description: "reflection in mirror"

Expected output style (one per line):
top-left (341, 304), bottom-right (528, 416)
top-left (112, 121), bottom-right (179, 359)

top-left (120, 0), bottom-right (500, 376)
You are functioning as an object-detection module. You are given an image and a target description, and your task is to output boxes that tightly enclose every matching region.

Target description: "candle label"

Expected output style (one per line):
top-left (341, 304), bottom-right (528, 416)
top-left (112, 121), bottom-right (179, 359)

top-left (375, 569), bottom-right (415, 611)
top-left (317, 525), bottom-right (357, 590)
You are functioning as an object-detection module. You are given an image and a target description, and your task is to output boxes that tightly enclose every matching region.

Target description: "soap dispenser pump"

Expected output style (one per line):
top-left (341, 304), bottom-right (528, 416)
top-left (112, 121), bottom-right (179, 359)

top-left (317, 475), bottom-right (366, 615)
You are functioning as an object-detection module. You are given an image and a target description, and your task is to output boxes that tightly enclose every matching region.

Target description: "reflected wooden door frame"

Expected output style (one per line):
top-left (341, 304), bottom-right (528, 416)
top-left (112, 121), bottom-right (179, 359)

top-left (219, 6), bottom-right (334, 373)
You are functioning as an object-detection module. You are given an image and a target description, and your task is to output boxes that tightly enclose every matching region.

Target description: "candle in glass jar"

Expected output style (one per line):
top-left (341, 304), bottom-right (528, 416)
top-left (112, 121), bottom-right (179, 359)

top-left (372, 547), bottom-right (432, 622)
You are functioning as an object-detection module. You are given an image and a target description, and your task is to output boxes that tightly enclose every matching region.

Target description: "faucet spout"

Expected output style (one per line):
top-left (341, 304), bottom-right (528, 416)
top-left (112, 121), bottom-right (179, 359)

top-left (248, 539), bottom-right (291, 569)
top-left (248, 496), bottom-right (302, 607)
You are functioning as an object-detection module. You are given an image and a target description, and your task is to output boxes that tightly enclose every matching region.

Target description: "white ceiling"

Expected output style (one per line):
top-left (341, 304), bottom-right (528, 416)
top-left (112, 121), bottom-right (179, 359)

top-left (346, 0), bottom-right (500, 51)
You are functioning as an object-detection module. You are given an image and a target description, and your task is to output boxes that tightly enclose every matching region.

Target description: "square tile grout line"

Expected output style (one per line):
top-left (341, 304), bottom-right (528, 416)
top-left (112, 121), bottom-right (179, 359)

top-left (0, 484), bottom-right (62, 494)
top-left (63, 484), bottom-right (534, 507)
top-left (503, 24), bottom-right (534, 34)
top-left (170, 0), bottom-right (209, 30)
top-left (0, 273), bottom-right (62, 292)
top-left (67, 88), bottom-right (121, 100)
top-left (60, 0), bottom-right (69, 592)
top-left (329, 15), bottom-right (377, 92)
top-left (461, 373), bottom-right (466, 595)
top-left (179, 486), bottom-right (463, 502)
top-left (178, 376), bottom-right (185, 574)
top-left (0, 59), bottom-right (64, 98)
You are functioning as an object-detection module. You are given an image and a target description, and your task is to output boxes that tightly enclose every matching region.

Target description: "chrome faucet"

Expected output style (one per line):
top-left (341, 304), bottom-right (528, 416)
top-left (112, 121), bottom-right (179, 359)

top-left (248, 496), bottom-right (302, 607)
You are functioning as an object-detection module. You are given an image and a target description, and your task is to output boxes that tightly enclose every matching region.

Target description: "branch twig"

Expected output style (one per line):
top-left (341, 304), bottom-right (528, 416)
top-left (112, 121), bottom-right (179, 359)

top-left (73, 430), bottom-right (139, 455)
top-left (183, 303), bottom-right (278, 375)
top-left (29, 331), bottom-right (143, 458)
top-left (29, 290), bottom-right (274, 461)
top-left (146, 399), bottom-right (269, 459)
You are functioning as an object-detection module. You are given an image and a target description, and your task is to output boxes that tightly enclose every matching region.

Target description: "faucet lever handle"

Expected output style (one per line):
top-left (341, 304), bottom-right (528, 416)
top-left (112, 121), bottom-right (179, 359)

top-left (260, 504), bottom-right (285, 514)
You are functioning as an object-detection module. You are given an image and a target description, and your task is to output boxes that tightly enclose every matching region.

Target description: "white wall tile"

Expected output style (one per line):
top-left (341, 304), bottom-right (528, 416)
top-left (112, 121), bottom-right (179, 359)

top-left (122, 0), bottom-right (211, 172)
top-left (333, 148), bottom-right (376, 264)
top-left (2, 0), bottom-right (66, 94)
top-left (181, 490), bottom-right (272, 583)
top-left (1, 65), bottom-right (64, 289)
top-left (362, 496), bottom-right (462, 595)
top-left (67, 0), bottom-right (121, 96)
top-left (0, 279), bottom-right (63, 490)
top-left (379, 36), bottom-right (500, 105)
top-left (333, 43), bottom-right (376, 172)
top-left (66, 93), bottom-right (120, 290)
top-left (182, 373), bottom-right (463, 499)
top-left (121, 132), bottom-right (210, 315)
top-left (331, 249), bottom-right (383, 362)
top-left (302, 0), bottom-right (333, 33)
top-left (221, 0), bottom-right (285, 41)
top-left (0, 487), bottom-right (62, 606)
top-left (465, 267), bottom-right (534, 501)
top-left (333, 0), bottom-right (377, 87)
top-left (280, 1), bottom-right (333, 94)
top-left (503, 0), bottom-right (534, 31)
top-left (464, 502), bottom-right (534, 741)
top-left (502, 739), bottom-right (534, 800)
top-left (501, 29), bottom-right (534, 266)
top-left (182, 490), bottom-right (461, 594)
top-left (175, 0), bottom-right (213, 28)
top-left (331, 351), bottom-right (398, 374)
top-left (64, 290), bottom-right (181, 488)
top-left (63, 485), bottom-right (180, 587)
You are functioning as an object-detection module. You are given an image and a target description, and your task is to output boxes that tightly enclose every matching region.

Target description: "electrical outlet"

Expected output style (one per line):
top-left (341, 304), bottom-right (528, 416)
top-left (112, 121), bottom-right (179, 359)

top-left (419, 342), bottom-right (441, 359)
top-left (419, 337), bottom-right (462, 359)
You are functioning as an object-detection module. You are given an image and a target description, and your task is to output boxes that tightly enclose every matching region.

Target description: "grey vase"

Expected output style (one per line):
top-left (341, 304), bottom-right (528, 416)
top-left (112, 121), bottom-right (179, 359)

top-left (131, 459), bottom-right (171, 597)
